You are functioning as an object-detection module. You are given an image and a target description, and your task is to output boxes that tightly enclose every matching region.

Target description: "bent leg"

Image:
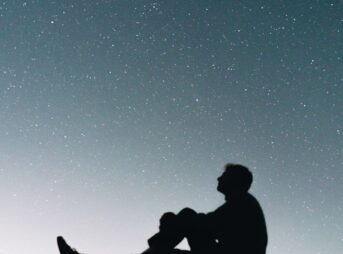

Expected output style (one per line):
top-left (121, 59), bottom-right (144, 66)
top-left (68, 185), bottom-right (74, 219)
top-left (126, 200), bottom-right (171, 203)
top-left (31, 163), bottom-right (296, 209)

top-left (144, 212), bottom-right (184, 254)
top-left (143, 209), bottom-right (216, 254)
top-left (176, 209), bottom-right (216, 254)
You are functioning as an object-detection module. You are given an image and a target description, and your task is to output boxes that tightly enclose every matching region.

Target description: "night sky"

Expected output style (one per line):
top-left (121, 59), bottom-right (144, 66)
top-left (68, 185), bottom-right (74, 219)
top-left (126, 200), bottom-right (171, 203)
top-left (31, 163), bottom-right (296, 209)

top-left (0, 1), bottom-right (342, 254)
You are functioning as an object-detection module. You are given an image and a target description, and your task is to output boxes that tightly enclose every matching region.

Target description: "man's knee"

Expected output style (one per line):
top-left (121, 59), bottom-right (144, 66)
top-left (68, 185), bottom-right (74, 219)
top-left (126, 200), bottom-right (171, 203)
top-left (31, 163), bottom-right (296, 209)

top-left (178, 208), bottom-right (197, 223)
top-left (159, 212), bottom-right (178, 232)
top-left (159, 208), bottom-right (197, 233)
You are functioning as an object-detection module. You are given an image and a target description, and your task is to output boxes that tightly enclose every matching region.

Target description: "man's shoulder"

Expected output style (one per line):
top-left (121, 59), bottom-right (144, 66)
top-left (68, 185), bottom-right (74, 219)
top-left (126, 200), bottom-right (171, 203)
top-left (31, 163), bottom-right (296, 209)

top-left (208, 193), bottom-right (263, 214)
top-left (246, 193), bottom-right (260, 203)
top-left (246, 193), bottom-right (264, 207)
top-left (210, 202), bottom-right (230, 216)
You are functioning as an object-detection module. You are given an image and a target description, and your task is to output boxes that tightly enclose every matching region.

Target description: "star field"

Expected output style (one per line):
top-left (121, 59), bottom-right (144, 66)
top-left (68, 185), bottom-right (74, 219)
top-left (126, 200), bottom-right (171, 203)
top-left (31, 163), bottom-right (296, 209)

top-left (0, 1), bottom-right (342, 254)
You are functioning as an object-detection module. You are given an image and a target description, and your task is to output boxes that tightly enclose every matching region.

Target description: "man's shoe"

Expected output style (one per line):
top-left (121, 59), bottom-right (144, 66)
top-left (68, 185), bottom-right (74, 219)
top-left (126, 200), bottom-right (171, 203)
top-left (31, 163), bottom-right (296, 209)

top-left (57, 236), bottom-right (79, 254)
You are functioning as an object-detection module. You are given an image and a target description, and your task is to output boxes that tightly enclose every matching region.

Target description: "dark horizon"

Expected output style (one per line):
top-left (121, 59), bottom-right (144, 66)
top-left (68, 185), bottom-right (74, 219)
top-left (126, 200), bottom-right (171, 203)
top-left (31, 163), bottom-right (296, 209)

top-left (0, 1), bottom-right (342, 254)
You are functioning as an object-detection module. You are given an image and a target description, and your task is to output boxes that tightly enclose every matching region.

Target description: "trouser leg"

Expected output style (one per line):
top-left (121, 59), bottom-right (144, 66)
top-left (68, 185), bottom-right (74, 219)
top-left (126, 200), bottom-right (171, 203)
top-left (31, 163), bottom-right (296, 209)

top-left (145, 212), bottom-right (184, 253)
top-left (143, 209), bottom-right (216, 254)
top-left (177, 209), bottom-right (216, 254)
top-left (183, 226), bottom-right (216, 254)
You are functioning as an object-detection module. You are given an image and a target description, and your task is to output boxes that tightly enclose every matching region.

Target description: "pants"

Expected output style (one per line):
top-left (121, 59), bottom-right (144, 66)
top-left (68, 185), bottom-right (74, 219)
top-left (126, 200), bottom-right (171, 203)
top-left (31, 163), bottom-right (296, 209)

top-left (142, 208), bottom-right (217, 254)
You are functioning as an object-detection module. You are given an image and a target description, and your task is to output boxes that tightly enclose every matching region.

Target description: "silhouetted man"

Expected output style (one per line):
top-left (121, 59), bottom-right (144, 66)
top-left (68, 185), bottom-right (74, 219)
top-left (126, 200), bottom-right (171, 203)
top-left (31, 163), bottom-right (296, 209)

top-left (57, 164), bottom-right (268, 254)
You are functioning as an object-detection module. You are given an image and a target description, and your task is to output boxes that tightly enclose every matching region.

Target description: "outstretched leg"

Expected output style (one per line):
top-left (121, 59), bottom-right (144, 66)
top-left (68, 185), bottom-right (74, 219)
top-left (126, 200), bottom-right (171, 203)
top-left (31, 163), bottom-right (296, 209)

top-left (57, 236), bottom-right (80, 254)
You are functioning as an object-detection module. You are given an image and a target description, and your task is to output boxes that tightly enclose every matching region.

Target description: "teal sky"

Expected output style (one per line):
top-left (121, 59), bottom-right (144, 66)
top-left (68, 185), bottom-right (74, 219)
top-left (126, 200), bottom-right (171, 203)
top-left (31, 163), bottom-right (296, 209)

top-left (0, 1), bottom-right (342, 254)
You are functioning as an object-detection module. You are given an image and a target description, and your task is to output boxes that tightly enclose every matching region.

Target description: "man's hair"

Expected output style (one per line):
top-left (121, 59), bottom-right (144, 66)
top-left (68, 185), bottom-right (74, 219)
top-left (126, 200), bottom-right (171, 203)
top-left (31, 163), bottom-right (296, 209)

top-left (224, 163), bottom-right (253, 192)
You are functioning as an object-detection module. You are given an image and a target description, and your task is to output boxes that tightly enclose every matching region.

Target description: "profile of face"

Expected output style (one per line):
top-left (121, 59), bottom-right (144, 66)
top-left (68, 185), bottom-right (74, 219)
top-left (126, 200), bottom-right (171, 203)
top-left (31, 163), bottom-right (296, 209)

top-left (217, 167), bottom-right (250, 196)
top-left (217, 171), bottom-right (235, 195)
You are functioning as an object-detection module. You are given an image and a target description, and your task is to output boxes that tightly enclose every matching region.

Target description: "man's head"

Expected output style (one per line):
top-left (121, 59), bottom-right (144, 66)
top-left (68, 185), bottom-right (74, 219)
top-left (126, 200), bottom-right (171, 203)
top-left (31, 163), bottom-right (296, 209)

top-left (217, 163), bottom-right (253, 196)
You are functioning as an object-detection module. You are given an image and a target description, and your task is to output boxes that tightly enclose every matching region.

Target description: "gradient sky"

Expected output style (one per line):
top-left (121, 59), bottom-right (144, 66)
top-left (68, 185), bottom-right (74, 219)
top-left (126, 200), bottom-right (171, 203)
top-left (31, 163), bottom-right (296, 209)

top-left (0, 1), bottom-right (342, 254)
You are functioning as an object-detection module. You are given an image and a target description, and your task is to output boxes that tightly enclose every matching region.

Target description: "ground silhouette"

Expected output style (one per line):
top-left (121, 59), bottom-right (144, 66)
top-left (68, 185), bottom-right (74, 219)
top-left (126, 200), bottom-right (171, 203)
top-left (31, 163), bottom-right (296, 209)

top-left (57, 163), bottom-right (268, 254)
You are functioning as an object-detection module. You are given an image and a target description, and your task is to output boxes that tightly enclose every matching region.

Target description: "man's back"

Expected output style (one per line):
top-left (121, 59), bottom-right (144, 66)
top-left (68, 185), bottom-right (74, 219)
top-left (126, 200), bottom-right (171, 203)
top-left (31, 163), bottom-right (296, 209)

top-left (205, 193), bottom-right (267, 254)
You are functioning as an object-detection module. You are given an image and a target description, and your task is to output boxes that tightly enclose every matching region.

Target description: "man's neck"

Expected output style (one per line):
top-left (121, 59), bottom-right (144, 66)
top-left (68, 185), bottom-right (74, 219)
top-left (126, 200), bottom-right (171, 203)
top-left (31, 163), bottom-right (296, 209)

top-left (225, 192), bottom-right (249, 202)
